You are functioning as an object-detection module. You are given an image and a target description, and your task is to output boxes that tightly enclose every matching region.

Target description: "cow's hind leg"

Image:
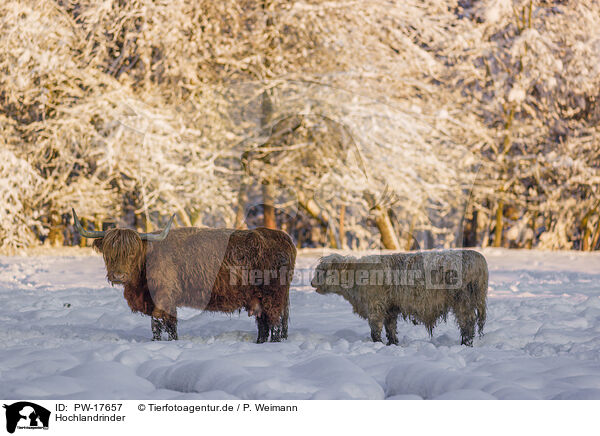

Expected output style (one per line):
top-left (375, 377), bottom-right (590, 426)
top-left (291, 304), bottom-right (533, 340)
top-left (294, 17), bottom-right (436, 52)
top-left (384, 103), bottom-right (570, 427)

top-left (267, 306), bottom-right (285, 343)
top-left (456, 313), bottom-right (475, 347)
top-left (256, 314), bottom-right (270, 343)
top-left (281, 297), bottom-right (289, 340)
top-left (261, 292), bottom-right (287, 343)
top-left (454, 301), bottom-right (476, 346)
top-left (459, 322), bottom-right (475, 346)
top-left (384, 311), bottom-right (399, 346)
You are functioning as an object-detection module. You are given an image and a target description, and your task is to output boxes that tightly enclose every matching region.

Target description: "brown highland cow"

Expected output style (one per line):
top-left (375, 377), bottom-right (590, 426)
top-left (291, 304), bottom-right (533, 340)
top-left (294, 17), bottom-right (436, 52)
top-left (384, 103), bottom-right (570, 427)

top-left (73, 209), bottom-right (296, 343)
top-left (311, 250), bottom-right (488, 346)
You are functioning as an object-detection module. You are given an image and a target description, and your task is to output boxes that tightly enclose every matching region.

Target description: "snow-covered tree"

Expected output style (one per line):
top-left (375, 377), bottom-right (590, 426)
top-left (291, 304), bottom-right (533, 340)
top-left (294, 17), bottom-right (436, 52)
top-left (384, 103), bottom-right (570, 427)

top-left (1, 0), bottom-right (598, 251)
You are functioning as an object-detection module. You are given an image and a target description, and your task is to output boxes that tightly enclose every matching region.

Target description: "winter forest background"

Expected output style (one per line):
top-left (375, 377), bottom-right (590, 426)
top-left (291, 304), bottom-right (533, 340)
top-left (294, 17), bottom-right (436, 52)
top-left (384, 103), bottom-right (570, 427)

top-left (1, 0), bottom-right (599, 253)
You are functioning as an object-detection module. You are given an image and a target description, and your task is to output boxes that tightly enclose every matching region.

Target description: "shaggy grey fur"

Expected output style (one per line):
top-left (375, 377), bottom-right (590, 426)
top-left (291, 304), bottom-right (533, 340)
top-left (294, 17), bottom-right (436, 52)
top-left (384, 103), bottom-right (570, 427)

top-left (311, 250), bottom-right (488, 346)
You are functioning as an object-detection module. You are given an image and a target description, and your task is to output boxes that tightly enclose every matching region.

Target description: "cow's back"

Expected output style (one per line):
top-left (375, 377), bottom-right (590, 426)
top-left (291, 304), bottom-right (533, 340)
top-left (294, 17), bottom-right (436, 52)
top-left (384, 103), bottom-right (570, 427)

top-left (145, 226), bottom-right (296, 311)
top-left (239, 227), bottom-right (296, 271)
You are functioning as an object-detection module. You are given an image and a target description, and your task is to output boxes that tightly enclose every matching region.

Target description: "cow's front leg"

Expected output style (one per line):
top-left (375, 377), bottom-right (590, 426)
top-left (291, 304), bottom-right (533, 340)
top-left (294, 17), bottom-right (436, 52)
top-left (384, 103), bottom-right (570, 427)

top-left (384, 312), bottom-right (399, 346)
top-left (269, 322), bottom-right (282, 342)
top-left (151, 308), bottom-right (178, 341)
top-left (256, 314), bottom-right (270, 343)
top-left (164, 313), bottom-right (178, 341)
top-left (150, 288), bottom-right (178, 341)
top-left (151, 317), bottom-right (164, 341)
top-left (368, 317), bottom-right (384, 343)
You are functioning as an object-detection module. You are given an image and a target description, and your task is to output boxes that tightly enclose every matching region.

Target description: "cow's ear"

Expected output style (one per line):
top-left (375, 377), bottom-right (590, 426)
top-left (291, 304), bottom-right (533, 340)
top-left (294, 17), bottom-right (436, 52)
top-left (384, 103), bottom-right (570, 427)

top-left (92, 238), bottom-right (104, 253)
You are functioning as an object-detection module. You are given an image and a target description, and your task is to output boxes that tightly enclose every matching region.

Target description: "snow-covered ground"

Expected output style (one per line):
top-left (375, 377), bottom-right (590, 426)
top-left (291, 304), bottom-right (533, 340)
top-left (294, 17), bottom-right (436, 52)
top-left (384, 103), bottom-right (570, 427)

top-left (1, 248), bottom-right (599, 400)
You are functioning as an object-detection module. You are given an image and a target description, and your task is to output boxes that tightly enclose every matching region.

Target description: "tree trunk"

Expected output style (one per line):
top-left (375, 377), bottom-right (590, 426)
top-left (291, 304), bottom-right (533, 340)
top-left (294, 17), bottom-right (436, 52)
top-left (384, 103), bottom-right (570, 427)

top-left (137, 213), bottom-right (152, 233)
top-left (424, 230), bottom-right (434, 250)
top-left (95, 216), bottom-right (103, 233)
top-left (463, 208), bottom-right (478, 248)
top-left (262, 182), bottom-right (277, 229)
top-left (581, 201), bottom-right (600, 250)
top-left (234, 183), bottom-right (248, 229)
top-left (581, 213), bottom-right (592, 251)
top-left (373, 206), bottom-right (400, 250)
top-left (79, 217), bottom-right (88, 247)
top-left (527, 210), bottom-right (537, 249)
top-left (174, 212), bottom-right (189, 228)
top-left (406, 214), bottom-right (417, 251)
top-left (297, 192), bottom-right (338, 248)
top-left (493, 99), bottom-right (513, 248)
top-left (135, 213), bottom-right (143, 233)
top-left (590, 216), bottom-right (600, 251)
top-left (259, 74), bottom-right (276, 230)
top-left (189, 209), bottom-right (201, 227)
top-left (473, 209), bottom-right (479, 247)
top-left (493, 199), bottom-right (504, 247)
top-left (296, 227), bottom-right (305, 249)
top-left (339, 204), bottom-right (346, 249)
top-left (327, 225), bottom-right (339, 248)
top-left (146, 214), bottom-right (153, 233)
top-left (47, 211), bottom-right (64, 247)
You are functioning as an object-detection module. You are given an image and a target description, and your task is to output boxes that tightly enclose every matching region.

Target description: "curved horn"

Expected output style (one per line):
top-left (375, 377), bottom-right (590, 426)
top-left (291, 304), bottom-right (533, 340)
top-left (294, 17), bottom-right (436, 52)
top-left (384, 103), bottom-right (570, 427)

top-left (72, 208), bottom-right (106, 239)
top-left (139, 214), bottom-right (176, 241)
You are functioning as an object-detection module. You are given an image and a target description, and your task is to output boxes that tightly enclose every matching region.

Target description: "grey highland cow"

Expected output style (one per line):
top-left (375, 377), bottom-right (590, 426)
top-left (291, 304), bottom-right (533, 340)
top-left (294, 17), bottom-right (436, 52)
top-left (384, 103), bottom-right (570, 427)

top-left (311, 250), bottom-right (488, 346)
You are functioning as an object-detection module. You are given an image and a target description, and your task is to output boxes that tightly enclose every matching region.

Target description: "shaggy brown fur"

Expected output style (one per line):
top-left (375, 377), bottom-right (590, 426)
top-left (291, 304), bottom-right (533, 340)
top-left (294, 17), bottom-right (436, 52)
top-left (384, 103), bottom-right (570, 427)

top-left (93, 226), bottom-right (296, 343)
top-left (311, 250), bottom-right (488, 346)
top-left (247, 297), bottom-right (262, 317)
